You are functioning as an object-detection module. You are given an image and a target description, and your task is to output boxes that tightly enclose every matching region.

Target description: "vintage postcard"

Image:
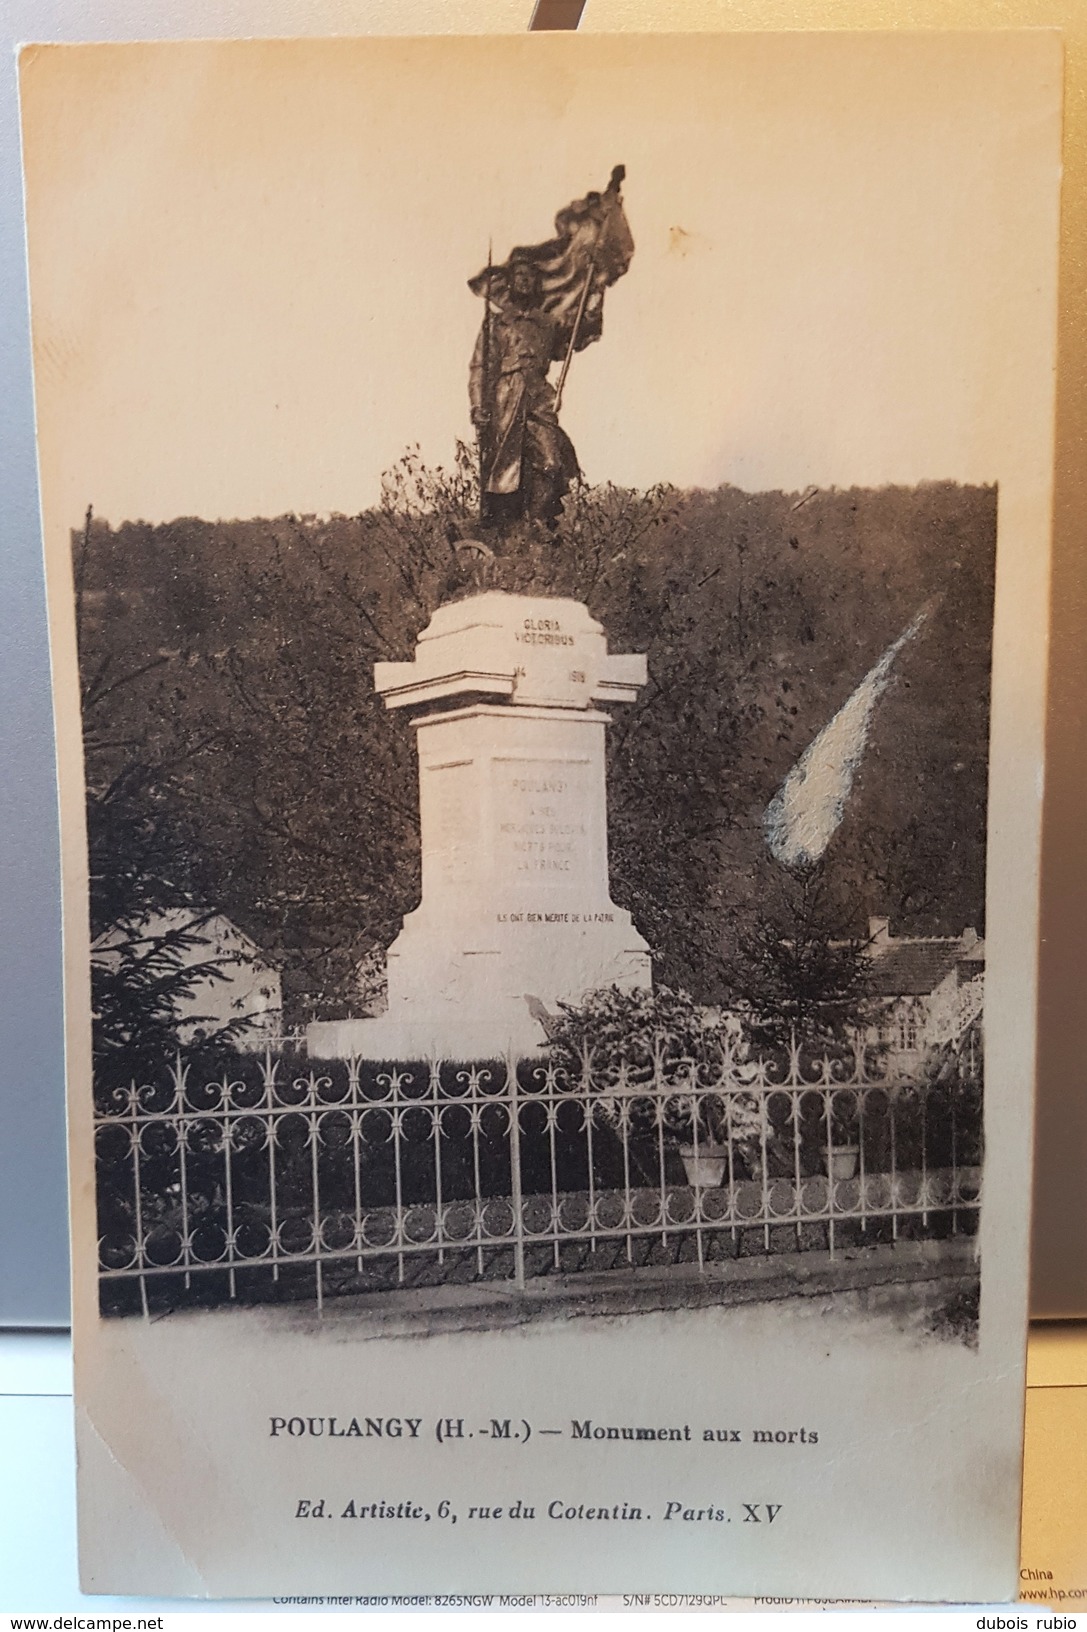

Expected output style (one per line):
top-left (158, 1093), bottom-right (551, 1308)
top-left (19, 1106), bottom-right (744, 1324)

top-left (20, 31), bottom-right (1060, 1598)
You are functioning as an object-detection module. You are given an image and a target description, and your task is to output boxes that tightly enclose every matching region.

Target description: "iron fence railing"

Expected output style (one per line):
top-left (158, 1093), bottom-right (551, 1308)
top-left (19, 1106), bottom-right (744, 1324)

top-left (93, 1039), bottom-right (982, 1317)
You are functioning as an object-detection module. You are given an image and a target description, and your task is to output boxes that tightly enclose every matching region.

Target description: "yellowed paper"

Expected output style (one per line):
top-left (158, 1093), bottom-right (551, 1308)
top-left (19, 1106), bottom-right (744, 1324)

top-left (20, 31), bottom-right (1061, 1599)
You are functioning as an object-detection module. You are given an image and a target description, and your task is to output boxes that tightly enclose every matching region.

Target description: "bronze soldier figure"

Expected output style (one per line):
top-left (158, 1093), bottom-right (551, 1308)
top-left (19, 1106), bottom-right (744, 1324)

top-left (469, 256), bottom-right (580, 530)
top-left (468, 166), bottom-right (633, 533)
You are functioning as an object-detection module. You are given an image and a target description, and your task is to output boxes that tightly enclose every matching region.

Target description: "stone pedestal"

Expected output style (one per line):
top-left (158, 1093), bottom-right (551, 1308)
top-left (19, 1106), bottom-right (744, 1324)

top-left (308, 590), bottom-right (650, 1060)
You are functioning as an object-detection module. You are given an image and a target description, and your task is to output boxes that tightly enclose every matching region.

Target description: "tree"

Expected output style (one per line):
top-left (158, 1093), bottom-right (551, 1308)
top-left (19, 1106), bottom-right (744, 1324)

top-left (726, 864), bottom-right (872, 1051)
top-left (75, 466), bottom-right (994, 1029)
top-left (77, 509), bottom-right (242, 1073)
top-left (90, 910), bottom-right (232, 1080)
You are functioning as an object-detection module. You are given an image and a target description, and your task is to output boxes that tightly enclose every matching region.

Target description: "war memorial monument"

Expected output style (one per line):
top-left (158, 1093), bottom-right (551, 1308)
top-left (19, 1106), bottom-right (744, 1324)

top-left (309, 166), bottom-right (645, 1061)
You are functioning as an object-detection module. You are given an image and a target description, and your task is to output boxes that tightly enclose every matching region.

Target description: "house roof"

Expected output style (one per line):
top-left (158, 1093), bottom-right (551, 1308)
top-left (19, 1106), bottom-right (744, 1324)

top-left (866, 940), bottom-right (980, 997)
top-left (92, 907), bottom-right (278, 970)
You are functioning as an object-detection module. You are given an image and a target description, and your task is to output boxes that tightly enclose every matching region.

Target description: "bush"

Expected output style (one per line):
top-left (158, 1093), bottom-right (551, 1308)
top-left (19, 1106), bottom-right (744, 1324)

top-left (546, 985), bottom-right (768, 1170)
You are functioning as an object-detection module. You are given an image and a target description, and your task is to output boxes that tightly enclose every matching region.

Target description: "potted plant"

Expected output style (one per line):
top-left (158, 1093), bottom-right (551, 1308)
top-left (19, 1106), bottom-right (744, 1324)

top-left (677, 1134), bottom-right (730, 1190)
top-left (820, 1091), bottom-right (861, 1180)
top-left (546, 986), bottom-right (769, 1190)
top-left (670, 1073), bottom-right (770, 1189)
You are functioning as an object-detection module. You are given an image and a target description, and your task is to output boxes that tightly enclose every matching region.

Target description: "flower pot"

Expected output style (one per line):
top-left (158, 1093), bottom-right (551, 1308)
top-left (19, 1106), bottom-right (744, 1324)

top-left (821, 1143), bottom-right (860, 1181)
top-left (679, 1144), bottom-right (728, 1188)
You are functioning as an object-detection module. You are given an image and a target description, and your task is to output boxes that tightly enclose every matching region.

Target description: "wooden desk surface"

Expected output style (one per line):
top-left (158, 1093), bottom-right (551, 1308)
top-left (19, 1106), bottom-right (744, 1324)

top-left (1021, 1323), bottom-right (1087, 1604)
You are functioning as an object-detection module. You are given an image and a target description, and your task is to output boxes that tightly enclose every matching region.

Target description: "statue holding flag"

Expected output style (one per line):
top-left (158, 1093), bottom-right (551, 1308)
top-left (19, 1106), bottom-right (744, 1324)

top-left (468, 165), bottom-right (634, 530)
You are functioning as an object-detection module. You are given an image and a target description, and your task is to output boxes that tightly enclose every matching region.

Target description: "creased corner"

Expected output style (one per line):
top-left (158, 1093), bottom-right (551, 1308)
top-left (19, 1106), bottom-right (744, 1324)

top-left (76, 1401), bottom-right (211, 1598)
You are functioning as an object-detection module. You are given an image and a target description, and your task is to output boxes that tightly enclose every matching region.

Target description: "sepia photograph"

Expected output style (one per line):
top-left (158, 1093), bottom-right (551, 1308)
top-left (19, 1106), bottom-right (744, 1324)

top-left (20, 30), bottom-right (1059, 1598)
top-left (78, 216), bottom-right (992, 1336)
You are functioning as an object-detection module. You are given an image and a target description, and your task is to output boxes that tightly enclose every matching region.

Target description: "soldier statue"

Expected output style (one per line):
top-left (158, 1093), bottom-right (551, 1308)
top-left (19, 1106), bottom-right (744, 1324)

top-left (468, 165), bottom-right (633, 532)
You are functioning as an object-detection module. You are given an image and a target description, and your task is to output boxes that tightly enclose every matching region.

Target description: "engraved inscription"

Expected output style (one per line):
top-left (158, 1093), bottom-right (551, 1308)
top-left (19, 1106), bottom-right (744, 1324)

top-left (515, 616), bottom-right (575, 648)
top-left (495, 758), bottom-right (592, 885)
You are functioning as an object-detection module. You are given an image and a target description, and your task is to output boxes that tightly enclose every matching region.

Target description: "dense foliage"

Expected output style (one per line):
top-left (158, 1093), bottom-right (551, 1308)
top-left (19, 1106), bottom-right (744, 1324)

top-left (546, 984), bottom-right (733, 1087)
top-left (76, 454), bottom-right (994, 1029)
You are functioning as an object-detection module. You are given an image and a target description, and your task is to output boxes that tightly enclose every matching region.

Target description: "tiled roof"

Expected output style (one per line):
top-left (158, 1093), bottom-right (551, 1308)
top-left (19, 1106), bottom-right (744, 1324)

top-left (866, 941), bottom-right (973, 997)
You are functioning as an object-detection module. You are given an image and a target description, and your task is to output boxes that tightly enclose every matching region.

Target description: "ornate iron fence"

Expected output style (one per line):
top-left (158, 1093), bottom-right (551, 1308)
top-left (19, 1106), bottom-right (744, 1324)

top-left (93, 1040), bottom-right (982, 1317)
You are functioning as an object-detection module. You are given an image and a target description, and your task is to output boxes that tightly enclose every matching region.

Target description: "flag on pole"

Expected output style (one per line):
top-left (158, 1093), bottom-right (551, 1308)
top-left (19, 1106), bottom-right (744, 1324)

top-left (468, 165), bottom-right (634, 352)
top-left (764, 607), bottom-right (932, 869)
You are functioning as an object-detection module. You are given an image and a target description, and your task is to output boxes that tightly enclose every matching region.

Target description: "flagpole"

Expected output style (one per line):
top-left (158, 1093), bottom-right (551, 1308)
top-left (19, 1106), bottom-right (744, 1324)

top-left (478, 240), bottom-right (493, 529)
top-left (553, 246), bottom-right (596, 416)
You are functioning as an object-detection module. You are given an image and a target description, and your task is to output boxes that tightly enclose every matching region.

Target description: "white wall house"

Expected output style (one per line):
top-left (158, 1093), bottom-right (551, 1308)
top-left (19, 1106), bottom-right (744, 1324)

top-left (92, 907), bottom-right (282, 1050)
top-left (863, 916), bottom-right (984, 1067)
